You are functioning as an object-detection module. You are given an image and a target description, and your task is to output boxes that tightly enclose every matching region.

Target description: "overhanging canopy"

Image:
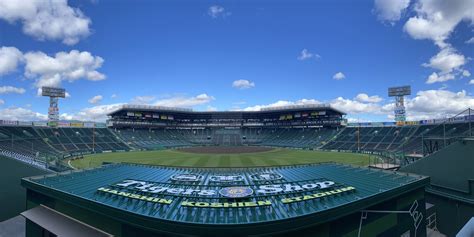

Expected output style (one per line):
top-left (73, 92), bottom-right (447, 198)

top-left (21, 205), bottom-right (112, 237)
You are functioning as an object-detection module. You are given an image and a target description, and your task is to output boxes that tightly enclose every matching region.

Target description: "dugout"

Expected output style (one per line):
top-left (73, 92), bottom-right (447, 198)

top-left (21, 163), bottom-right (429, 237)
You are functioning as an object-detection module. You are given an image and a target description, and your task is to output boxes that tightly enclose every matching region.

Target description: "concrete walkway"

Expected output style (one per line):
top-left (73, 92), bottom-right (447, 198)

top-left (0, 215), bottom-right (25, 237)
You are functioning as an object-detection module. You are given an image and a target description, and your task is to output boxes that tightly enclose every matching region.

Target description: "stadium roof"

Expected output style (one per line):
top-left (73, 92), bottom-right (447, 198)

top-left (22, 163), bottom-right (427, 235)
top-left (107, 103), bottom-right (346, 116)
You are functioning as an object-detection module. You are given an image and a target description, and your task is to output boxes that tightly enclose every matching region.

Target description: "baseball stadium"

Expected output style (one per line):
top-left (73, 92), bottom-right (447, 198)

top-left (1, 1), bottom-right (474, 237)
top-left (0, 98), bottom-right (473, 236)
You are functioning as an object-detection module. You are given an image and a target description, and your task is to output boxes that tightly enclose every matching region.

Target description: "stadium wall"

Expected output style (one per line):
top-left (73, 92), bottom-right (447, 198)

top-left (0, 156), bottom-right (50, 221)
top-left (400, 138), bottom-right (474, 236)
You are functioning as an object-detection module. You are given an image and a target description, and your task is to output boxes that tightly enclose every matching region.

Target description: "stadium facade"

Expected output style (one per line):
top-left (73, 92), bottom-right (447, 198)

top-left (21, 163), bottom-right (429, 237)
top-left (106, 104), bottom-right (347, 128)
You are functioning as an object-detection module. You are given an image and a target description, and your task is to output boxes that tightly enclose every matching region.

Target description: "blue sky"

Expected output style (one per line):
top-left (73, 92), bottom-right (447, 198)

top-left (0, 0), bottom-right (473, 122)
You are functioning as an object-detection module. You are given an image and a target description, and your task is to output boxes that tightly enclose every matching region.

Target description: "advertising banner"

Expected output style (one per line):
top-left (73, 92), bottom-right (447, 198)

top-left (1, 120), bottom-right (18, 126)
top-left (453, 116), bottom-right (465, 122)
top-left (96, 123), bottom-right (107, 128)
top-left (47, 121), bottom-right (58, 127)
top-left (33, 121), bottom-right (48, 127)
top-left (84, 122), bottom-right (95, 128)
top-left (58, 122), bottom-right (70, 127)
top-left (18, 121), bottom-right (33, 126)
top-left (70, 122), bottom-right (84, 127)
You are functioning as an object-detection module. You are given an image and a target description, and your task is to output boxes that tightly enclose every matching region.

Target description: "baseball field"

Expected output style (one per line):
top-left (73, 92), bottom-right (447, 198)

top-left (70, 147), bottom-right (370, 169)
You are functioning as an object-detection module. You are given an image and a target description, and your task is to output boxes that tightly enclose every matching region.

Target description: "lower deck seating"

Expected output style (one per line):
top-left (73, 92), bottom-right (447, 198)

top-left (1, 121), bottom-right (471, 164)
top-left (321, 123), bottom-right (471, 155)
top-left (0, 126), bottom-right (130, 160)
top-left (116, 127), bottom-right (339, 149)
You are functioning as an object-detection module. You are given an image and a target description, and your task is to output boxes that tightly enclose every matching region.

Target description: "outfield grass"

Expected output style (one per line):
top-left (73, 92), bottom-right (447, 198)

top-left (70, 148), bottom-right (370, 169)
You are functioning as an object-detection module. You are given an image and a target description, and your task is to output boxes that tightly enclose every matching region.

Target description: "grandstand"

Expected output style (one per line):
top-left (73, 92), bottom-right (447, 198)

top-left (0, 105), bottom-right (472, 237)
top-left (108, 104), bottom-right (346, 149)
top-left (322, 109), bottom-right (473, 158)
top-left (34, 127), bottom-right (129, 154)
top-left (0, 106), bottom-right (472, 171)
top-left (321, 122), bottom-right (471, 155)
top-left (0, 123), bottom-right (129, 171)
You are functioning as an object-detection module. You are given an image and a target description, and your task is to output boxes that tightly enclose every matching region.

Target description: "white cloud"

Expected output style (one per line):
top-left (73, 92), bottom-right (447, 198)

top-left (88, 95), bottom-right (103, 104)
top-left (462, 70), bottom-right (471, 77)
top-left (346, 117), bottom-right (373, 123)
top-left (422, 47), bottom-right (467, 84)
top-left (23, 50), bottom-right (105, 93)
top-left (297, 49), bottom-right (320, 61)
top-left (332, 72), bottom-right (346, 80)
top-left (0, 0), bottom-right (91, 45)
top-left (376, 0), bottom-right (474, 85)
top-left (242, 99), bottom-right (321, 111)
top-left (61, 94), bottom-right (216, 121)
top-left (355, 93), bottom-right (383, 103)
top-left (422, 47), bottom-right (466, 73)
top-left (111, 94), bottom-right (117, 99)
top-left (232, 79), bottom-right (255, 89)
top-left (0, 46), bottom-right (23, 75)
top-left (0, 107), bottom-right (47, 121)
top-left (131, 96), bottom-right (156, 104)
top-left (241, 89), bottom-right (473, 121)
top-left (154, 94), bottom-right (215, 108)
top-left (6, 88), bottom-right (470, 122)
top-left (374, 0), bottom-right (411, 23)
top-left (426, 72), bottom-right (455, 84)
top-left (61, 103), bottom-right (124, 121)
top-left (403, 0), bottom-right (474, 48)
top-left (404, 89), bottom-right (474, 119)
top-left (469, 80), bottom-right (474, 85)
top-left (128, 94), bottom-right (215, 108)
top-left (466, 37), bottom-right (474, 44)
top-left (330, 97), bottom-right (384, 114)
top-left (242, 97), bottom-right (387, 115)
top-left (0, 86), bottom-right (25, 94)
top-left (0, 99), bottom-right (4, 105)
top-left (208, 5), bottom-right (230, 18)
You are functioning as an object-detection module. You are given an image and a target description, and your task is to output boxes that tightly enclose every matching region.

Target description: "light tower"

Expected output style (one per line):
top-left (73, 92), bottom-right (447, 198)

top-left (41, 87), bottom-right (66, 124)
top-left (388, 86), bottom-right (411, 124)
